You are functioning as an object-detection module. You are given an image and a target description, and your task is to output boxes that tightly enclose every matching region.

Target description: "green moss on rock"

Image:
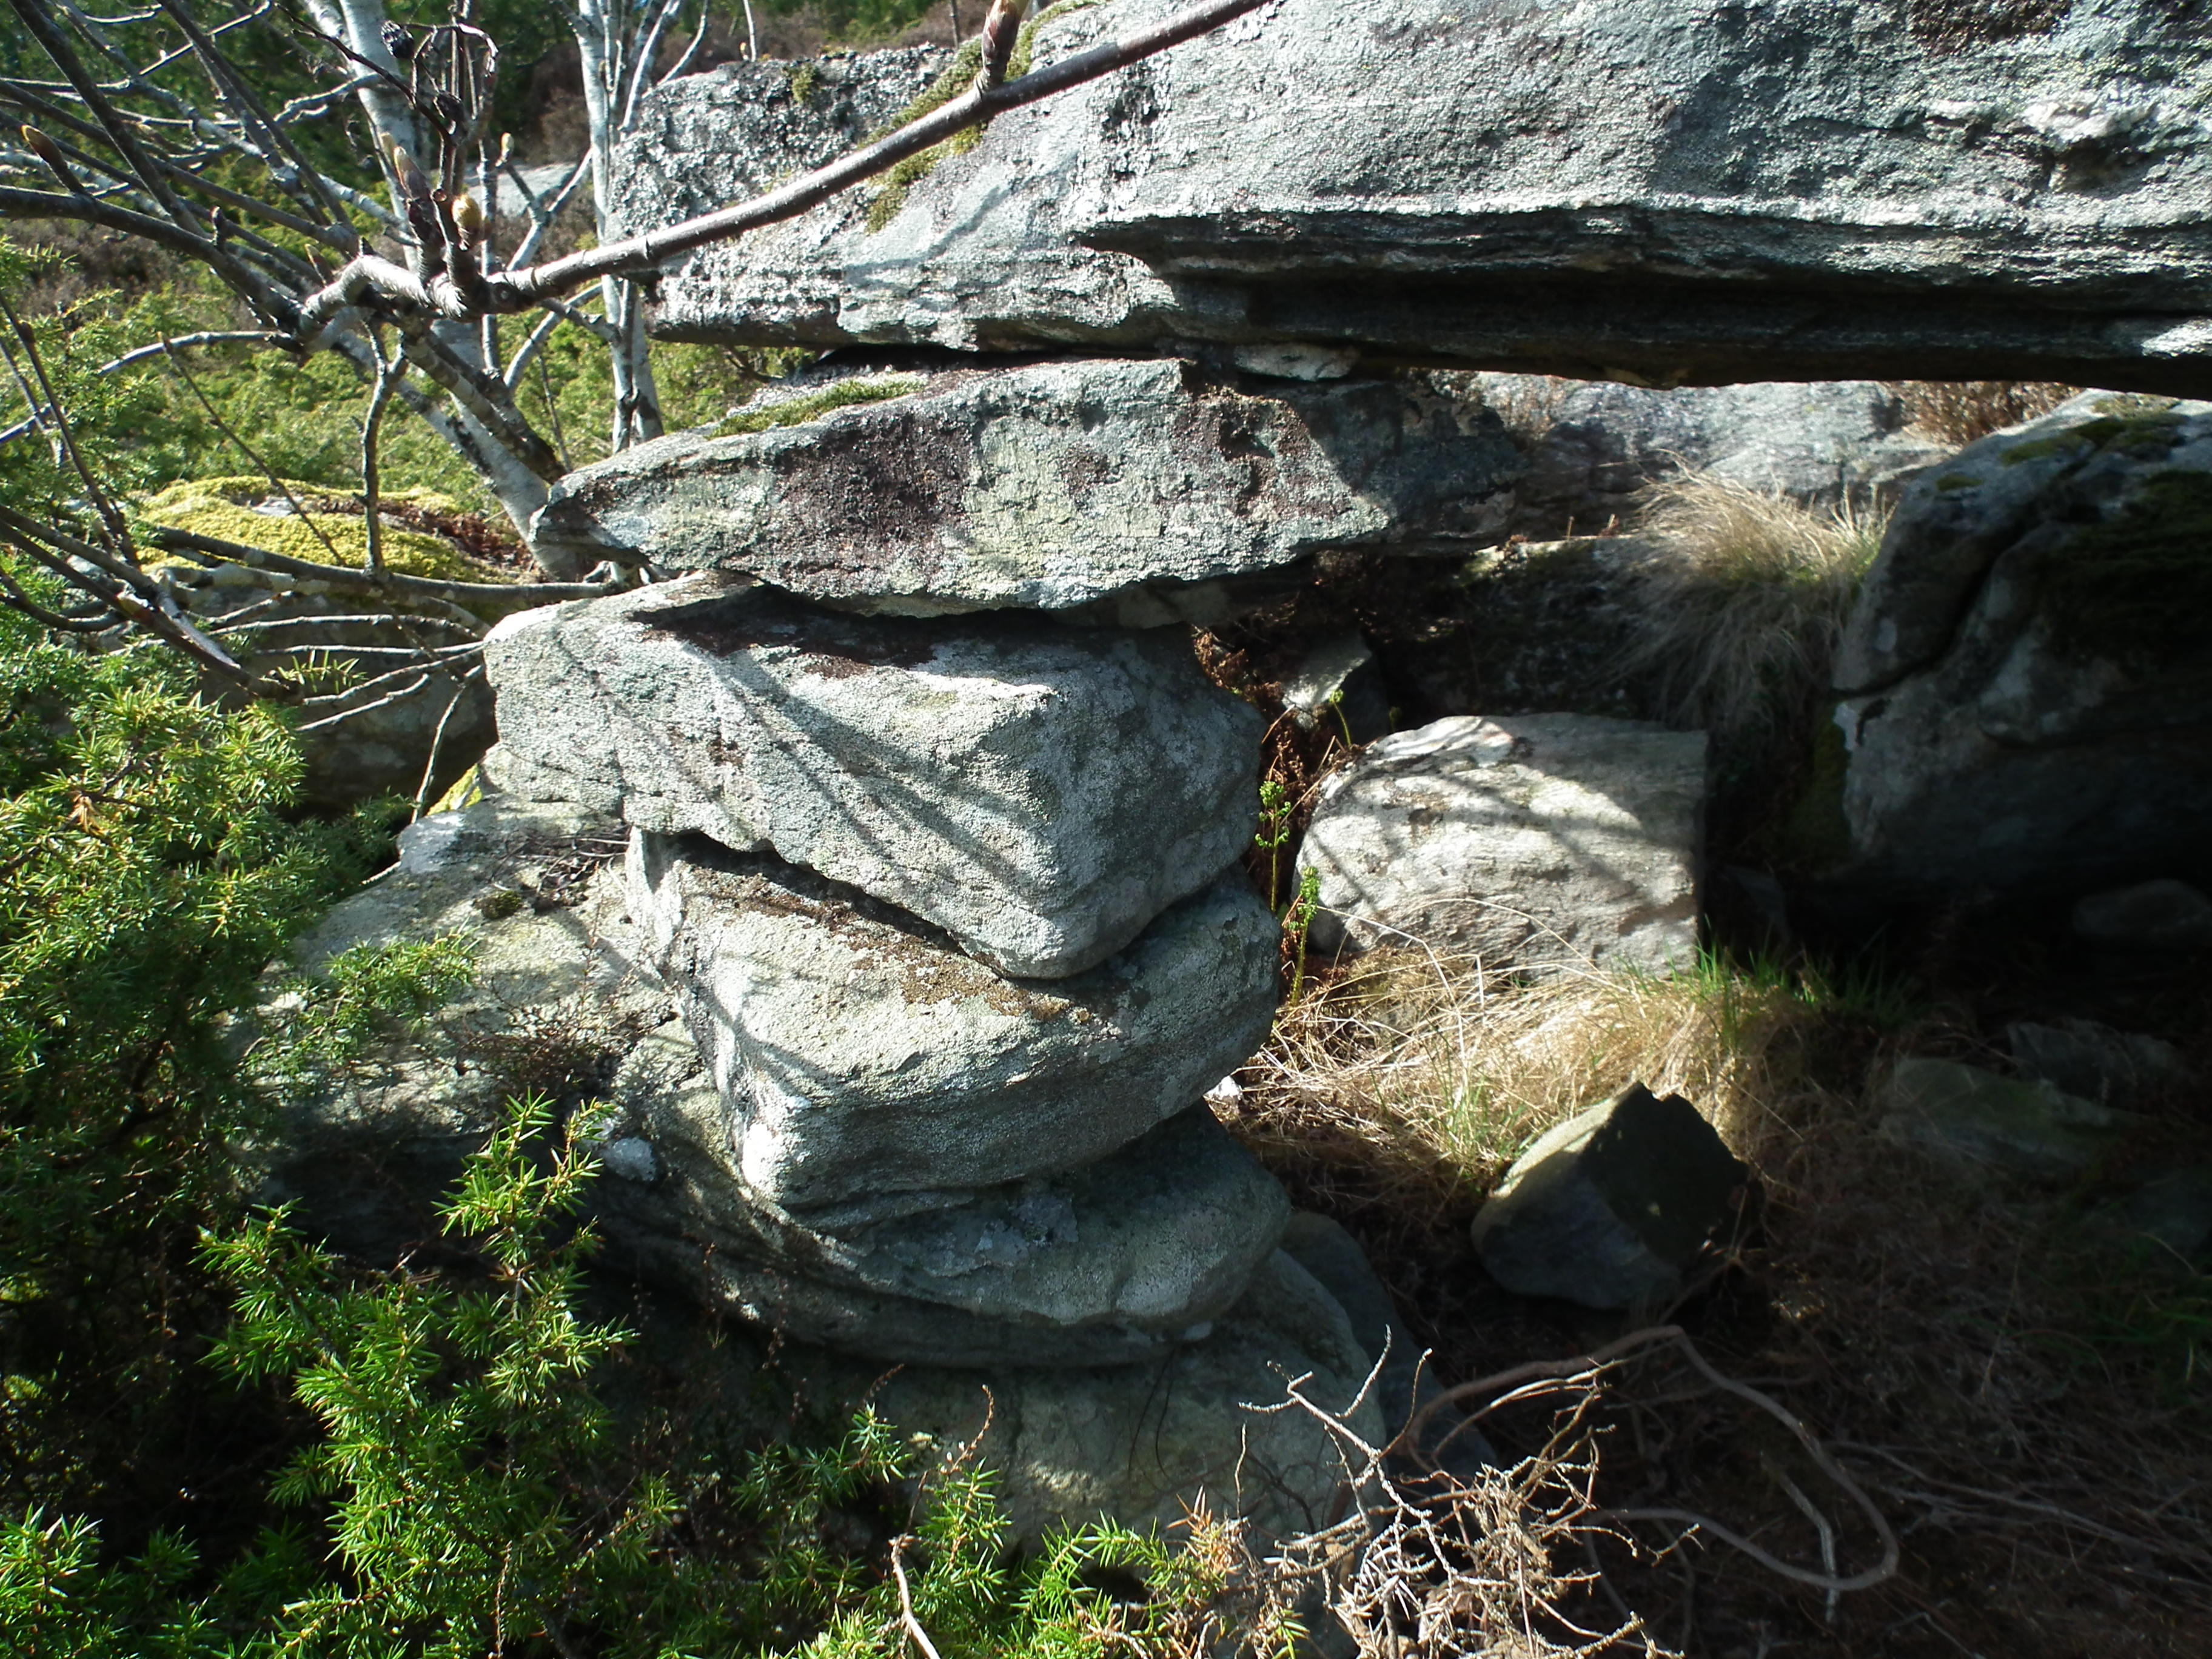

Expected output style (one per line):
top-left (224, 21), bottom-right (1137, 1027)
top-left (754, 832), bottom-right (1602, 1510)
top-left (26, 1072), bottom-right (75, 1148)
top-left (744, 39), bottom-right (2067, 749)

top-left (716, 372), bottom-right (925, 437)
top-left (137, 477), bottom-right (514, 585)
top-left (863, 0), bottom-right (1102, 233)
top-left (2037, 468), bottom-right (2212, 664)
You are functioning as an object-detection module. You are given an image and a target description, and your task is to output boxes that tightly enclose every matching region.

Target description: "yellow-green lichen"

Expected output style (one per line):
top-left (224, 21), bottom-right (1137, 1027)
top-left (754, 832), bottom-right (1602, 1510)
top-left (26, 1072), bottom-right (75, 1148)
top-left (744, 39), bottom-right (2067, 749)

top-left (1999, 406), bottom-right (2185, 468)
top-left (136, 477), bottom-right (515, 585)
top-left (786, 61), bottom-right (820, 102)
top-left (715, 373), bottom-right (925, 436)
top-left (863, 0), bottom-right (1104, 234)
top-left (1934, 472), bottom-right (1982, 492)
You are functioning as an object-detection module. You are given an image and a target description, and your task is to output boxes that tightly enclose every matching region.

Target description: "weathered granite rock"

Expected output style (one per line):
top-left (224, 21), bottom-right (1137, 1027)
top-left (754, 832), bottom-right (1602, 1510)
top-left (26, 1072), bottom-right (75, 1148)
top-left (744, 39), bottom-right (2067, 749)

top-left (625, 832), bottom-right (1279, 1207)
top-left (602, 1025), bottom-right (1290, 1367)
top-left (1879, 1057), bottom-right (2132, 1182)
top-left (2006, 1017), bottom-right (2191, 1109)
top-left (1302, 714), bottom-right (1706, 973)
top-left (617, 0), bottom-right (2212, 396)
top-left (481, 575), bottom-right (1261, 977)
top-left (725, 1245), bottom-right (1386, 1545)
top-left (532, 359), bottom-right (1518, 617)
top-left (260, 796), bottom-right (667, 1258)
top-left (1471, 1084), bottom-right (1749, 1313)
top-left (2071, 879), bottom-right (2212, 951)
top-left (1832, 395), bottom-right (2212, 893)
top-left (1478, 377), bottom-right (1955, 538)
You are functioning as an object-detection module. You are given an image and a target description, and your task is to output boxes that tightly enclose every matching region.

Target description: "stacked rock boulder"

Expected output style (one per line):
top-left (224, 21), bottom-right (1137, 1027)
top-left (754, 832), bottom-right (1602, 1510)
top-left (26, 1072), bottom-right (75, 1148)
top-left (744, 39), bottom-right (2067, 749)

top-left (476, 355), bottom-right (1519, 1373)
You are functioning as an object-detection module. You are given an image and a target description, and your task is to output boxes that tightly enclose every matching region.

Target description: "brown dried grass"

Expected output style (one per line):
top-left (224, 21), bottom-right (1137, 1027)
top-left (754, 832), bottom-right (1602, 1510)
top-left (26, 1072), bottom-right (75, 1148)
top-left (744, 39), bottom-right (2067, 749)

top-left (1620, 474), bottom-right (1882, 757)
top-left (1882, 379), bottom-right (2080, 446)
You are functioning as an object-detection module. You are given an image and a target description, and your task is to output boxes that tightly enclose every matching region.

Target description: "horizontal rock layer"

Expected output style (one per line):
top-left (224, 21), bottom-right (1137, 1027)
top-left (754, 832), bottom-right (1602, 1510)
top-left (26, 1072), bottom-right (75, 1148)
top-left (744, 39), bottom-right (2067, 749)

top-left (532, 358), bottom-right (1518, 616)
top-left (604, 1028), bottom-right (1290, 1367)
top-left (616, 0), bottom-right (2212, 396)
top-left (481, 576), bottom-right (1261, 977)
top-left (627, 833), bottom-right (1279, 1208)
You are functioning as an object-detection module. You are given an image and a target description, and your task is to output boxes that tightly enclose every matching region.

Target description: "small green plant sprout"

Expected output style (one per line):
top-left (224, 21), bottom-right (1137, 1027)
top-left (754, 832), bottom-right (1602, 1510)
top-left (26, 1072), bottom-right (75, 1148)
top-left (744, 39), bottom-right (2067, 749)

top-left (1256, 777), bottom-right (1295, 911)
top-left (1326, 686), bottom-right (1356, 748)
top-left (1282, 866), bottom-right (1324, 1007)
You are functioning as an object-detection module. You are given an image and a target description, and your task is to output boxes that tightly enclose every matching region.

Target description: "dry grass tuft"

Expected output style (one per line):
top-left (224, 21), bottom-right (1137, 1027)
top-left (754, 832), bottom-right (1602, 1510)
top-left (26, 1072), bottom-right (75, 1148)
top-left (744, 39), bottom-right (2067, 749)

top-left (1618, 474), bottom-right (1882, 757)
top-left (1230, 948), bottom-right (1825, 1207)
top-left (1882, 379), bottom-right (2080, 446)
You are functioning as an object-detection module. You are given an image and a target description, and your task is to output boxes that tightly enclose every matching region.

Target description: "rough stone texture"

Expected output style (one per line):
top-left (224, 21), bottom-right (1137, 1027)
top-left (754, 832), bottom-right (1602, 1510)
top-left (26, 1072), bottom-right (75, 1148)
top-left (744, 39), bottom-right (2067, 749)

top-left (617, 0), bottom-right (2212, 396)
top-left (1477, 377), bottom-right (1955, 538)
top-left (602, 1022), bottom-right (1290, 1367)
top-left (740, 1246), bottom-right (1386, 1545)
top-left (1470, 1084), bottom-right (1750, 1312)
top-left (2006, 1017), bottom-right (2191, 1109)
top-left (1302, 714), bottom-right (1706, 973)
top-left (625, 832), bottom-right (1279, 1207)
top-left (2093, 1167), bottom-right (2212, 1262)
top-left (1877, 1057), bottom-right (2131, 1181)
top-left (260, 797), bottom-right (666, 1256)
top-left (1832, 395), bottom-right (2212, 893)
top-left (481, 575), bottom-right (1261, 977)
top-left (2071, 879), bottom-right (2212, 951)
top-left (532, 359), bottom-right (1518, 617)
top-left (265, 807), bottom-right (1369, 1538)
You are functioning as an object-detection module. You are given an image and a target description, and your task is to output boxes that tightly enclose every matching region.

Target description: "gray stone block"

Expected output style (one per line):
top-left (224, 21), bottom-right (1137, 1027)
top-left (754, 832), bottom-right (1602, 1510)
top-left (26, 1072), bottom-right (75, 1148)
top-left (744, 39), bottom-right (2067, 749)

top-left (625, 833), bottom-right (1279, 1208)
top-left (1471, 1084), bottom-right (1749, 1312)
top-left (532, 359), bottom-right (1518, 617)
top-left (1302, 714), bottom-right (1706, 974)
top-left (481, 574), bottom-right (1261, 977)
top-left (616, 0), bottom-right (2212, 396)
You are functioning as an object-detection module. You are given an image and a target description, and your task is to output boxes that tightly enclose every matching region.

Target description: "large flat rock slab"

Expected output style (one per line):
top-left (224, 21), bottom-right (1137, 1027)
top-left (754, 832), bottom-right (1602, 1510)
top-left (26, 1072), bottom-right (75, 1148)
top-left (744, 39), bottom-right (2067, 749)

top-left (1302, 714), bottom-right (1706, 974)
top-left (626, 833), bottom-right (1279, 1208)
top-left (532, 359), bottom-right (1518, 617)
top-left (617, 0), bottom-right (2212, 395)
top-left (481, 575), bottom-right (1261, 977)
top-left (1832, 393), bottom-right (2212, 892)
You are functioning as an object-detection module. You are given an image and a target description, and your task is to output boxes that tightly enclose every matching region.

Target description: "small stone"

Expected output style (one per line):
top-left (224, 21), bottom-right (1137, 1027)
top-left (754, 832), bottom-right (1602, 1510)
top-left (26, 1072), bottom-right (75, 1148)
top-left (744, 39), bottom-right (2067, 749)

top-left (600, 1136), bottom-right (658, 1184)
top-left (2006, 1017), bottom-right (2190, 1108)
top-left (1281, 632), bottom-right (1391, 745)
top-left (1879, 1057), bottom-right (2131, 1181)
top-left (1302, 713), bottom-right (1706, 973)
top-left (1470, 1083), bottom-right (1750, 1312)
top-left (2071, 880), bottom-right (2212, 951)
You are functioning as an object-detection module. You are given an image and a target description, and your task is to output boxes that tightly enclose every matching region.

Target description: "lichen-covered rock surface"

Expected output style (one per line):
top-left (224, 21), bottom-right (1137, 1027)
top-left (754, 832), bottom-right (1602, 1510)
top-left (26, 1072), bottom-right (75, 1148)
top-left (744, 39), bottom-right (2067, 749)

top-left (1302, 714), bottom-right (1707, 973)
top-left (606, 1025), bottom-right (1289, 1367)
top-left (1833, 394), bottom-right (2212, 891)
top-left (616, 0), bottom-right (2212, 394)
top-left (532, 358), bottom-right (1519, 617)
top-left (481, 574), bottom-right (1261, 977)
top-left (625, 831), bottom-right (1279, 1207)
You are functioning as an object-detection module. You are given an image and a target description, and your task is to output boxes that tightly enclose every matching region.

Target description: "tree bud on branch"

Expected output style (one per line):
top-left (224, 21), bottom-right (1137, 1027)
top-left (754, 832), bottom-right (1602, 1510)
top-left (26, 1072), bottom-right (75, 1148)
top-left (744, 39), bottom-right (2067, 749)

top-left (19, 124), bottom-right (79, 192)
top-left (980, 0), bottom-right (1031, 88)
top-left (449, 190), bottom-right (484, 247)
